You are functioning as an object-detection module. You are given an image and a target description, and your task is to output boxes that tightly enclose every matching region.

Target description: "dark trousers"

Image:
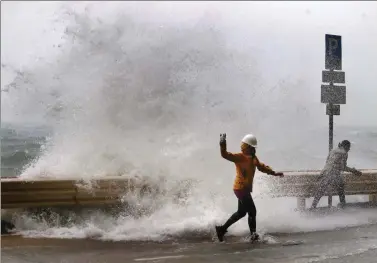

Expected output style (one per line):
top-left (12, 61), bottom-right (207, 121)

top-left (311, 175), bottom-right (346, 208)
top-left (222, 192), bottom-right (257, 234)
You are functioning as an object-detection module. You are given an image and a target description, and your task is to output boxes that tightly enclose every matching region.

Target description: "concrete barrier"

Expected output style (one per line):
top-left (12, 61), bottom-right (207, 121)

top-left (0, 177), bottom-right (155, 209)
top-left (1, 176), bottom-right (195, 210)
top-left (264, 169), bottom-right (377, 210)
top-left (1, 170), bottom-right (376, 211)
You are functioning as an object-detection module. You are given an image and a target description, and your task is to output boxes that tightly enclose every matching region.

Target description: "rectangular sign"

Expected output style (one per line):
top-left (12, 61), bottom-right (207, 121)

top-left (325, 34), bottom-right (342, 70)
top-left (326, 104), bottom-right (340, 115)
top-left (322, 70), bottom-right (345, 84)
top-left (321, 84), bottom-right (346, 104)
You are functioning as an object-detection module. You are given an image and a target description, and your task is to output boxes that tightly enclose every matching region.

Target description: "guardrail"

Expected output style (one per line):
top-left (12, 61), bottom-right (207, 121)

top-left (0, 177), bottom-right (159, 209)
top-left (1, 170), bottom-right (376, 211)
top-left (264, 169), bottom-right (377, 210)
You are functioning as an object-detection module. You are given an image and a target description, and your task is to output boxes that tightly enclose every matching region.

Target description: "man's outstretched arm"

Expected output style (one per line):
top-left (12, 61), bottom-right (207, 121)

top-left (256, 157), bottom-right (284, 177)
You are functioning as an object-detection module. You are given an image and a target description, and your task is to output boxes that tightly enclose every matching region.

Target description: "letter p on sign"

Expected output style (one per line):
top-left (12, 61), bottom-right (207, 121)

top-left (328, 38), bottom-right (338, 55)
top-left (325, 34), bottom-right (342, 70)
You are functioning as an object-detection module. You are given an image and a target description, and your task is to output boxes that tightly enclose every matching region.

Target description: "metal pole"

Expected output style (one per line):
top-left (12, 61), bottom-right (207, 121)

top-left (328, 102), bottom-right (334, 207)
top-left (327, 70), bottom-right (335, 208)
top-left (329, 107), bottom-right (333, 152)
top-left (328, 73), bottom-right (335, 152)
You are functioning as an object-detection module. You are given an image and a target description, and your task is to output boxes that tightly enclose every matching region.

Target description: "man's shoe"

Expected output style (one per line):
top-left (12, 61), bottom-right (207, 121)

top-left (215, 226), bottom-right (227, 242)
top-left (250, 232), bottom-right (260, 242)
top-left (337, 203), bottom-right (346, 209)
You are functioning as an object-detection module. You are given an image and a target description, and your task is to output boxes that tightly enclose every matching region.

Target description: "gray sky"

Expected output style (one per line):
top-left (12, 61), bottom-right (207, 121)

top-left (1, 1), bottom-right (377, 127)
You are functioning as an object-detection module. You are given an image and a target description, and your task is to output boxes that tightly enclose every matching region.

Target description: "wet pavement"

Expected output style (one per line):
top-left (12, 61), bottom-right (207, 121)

top-left (2, 224), bottom-right (377, 263)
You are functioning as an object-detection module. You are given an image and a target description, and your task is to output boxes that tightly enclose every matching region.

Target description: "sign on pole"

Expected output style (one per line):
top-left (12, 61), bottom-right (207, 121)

top-left (326, 104), bottom-right (340, 116)
top-left (322, 70), bottom-right (345, 84)
top-left (321, 85), bottom-right (346, 104)
top-left (325, 34), bottom-right (342, 70)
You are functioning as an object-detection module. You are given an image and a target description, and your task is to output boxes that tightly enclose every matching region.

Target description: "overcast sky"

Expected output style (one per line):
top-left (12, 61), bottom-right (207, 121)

top-left (1, 1), bottom-right (377, 127)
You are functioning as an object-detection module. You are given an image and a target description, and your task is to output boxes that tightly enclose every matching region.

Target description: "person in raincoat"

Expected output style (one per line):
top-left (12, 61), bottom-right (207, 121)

top-left (215, 133), bottom-right (284, 242)
top-left (310, 140), bottom-right (362, 209)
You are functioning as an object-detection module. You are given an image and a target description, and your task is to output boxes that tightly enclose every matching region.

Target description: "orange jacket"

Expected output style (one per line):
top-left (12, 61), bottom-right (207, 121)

top-left (220, 143), bottom-right (275, 191)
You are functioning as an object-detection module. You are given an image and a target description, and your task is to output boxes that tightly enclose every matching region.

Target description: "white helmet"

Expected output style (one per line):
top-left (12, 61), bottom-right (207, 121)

top-left (241, 134), bottom-right (258, 148)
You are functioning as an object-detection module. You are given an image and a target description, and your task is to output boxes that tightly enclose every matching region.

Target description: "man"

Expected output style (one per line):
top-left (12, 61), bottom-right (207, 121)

top-left (310, 140), bottom-right (362, 209)
top-left (215, 133), bottom-right (284, 242)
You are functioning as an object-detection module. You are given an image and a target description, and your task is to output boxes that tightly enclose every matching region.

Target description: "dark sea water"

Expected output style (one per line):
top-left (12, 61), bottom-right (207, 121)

top-left (1, 122), bottom-right (51, 177)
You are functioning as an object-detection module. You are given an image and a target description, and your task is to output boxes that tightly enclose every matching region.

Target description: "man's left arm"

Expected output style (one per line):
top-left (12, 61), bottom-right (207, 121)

top-left (256, 157), bottom-right (284, 177)
top-left (342, 153), bottom-right (362, 175)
